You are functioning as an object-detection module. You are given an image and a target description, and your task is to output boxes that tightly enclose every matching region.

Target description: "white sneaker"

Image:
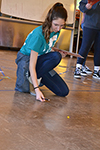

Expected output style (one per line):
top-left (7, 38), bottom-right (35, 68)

top-left (28, 76), bottom-right (42, 85)
top-left (74, 67), bottom-right (87, 79)
top-left (82, 65), bottom-right (92, 74)
top-left (93, 70), bottom-right (100, 79)
top-left (26, 71), bottom-right (42, 85)
top-left (74, 67), bottom-right (81, 79)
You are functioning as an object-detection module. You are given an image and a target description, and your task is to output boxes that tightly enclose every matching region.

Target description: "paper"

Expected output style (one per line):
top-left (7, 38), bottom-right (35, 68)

top-left (52, 47), bottom-right (84, 59)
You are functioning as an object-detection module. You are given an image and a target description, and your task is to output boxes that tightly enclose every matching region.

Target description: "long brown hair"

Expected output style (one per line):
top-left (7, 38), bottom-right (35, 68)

top-left (42, 2), bottom-right (68, 43)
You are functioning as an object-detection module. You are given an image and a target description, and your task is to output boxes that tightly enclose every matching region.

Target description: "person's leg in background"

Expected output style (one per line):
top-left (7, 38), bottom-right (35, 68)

top-left (93, 30), bottom-right (100, 79)
top-left (81, 42), bottom-right (94, 75)
top-left (80, 22), bottom-right (93, 74)
top-left (74, 27), bottom-right (96, 78)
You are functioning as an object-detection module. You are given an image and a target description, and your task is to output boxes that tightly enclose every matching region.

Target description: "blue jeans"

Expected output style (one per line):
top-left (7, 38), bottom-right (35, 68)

top-left (15, 51), bottom-right (69, 97)
top-left (77, 27), bottom-right (100, 66)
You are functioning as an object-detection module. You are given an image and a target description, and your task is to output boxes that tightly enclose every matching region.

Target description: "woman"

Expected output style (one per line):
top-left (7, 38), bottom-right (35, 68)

top-left (15, 2), bottom-right (69, 102)
top-left (74, 0), bottom-right (100, 79)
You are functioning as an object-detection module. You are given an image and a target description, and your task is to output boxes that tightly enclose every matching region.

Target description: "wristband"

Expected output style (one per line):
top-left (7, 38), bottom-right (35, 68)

top-left (34, 86), bottom-right (39, 90)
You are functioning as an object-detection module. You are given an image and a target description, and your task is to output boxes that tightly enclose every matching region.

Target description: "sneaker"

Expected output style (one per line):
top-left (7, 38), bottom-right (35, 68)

top-left (82, 65), bottom-right (92, 74)
top-left (26, 71), bottom-right (42, 85)
top-left (74, 67), bottom-right (87, 78)
top-left (93, 70), bottom-right (100, 79)
top-left (74, 67), bottom-right (81, 78)
top-left (80, 69), bottom-right (87, 76)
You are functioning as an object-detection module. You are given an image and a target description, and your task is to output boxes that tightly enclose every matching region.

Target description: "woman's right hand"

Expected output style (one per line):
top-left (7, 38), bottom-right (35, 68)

top-left (35, 88), bottom-right (45, 102)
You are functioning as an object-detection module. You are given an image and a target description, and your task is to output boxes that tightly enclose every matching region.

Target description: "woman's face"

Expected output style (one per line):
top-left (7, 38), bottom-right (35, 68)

top-left (50, 18), bottom-right (65, 33)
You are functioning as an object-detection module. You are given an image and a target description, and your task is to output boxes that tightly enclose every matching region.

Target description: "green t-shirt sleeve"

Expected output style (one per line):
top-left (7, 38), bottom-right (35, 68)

top-left (25, 35), bottom-right (43, 53)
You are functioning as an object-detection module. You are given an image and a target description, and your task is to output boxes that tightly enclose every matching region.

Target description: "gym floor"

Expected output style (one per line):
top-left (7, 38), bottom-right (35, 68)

top-left (0, 49), bottom-right (100, 150)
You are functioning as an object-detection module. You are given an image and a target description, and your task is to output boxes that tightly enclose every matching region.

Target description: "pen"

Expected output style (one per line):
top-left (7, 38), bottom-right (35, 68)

top-left (45, 98), bottom-right (50, 101)
top-left (42, 98), bottom-right (50, 101)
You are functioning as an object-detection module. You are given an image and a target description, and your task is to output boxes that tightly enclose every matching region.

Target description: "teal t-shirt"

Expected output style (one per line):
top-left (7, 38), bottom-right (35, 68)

top-left (20, 25), bottom-right (60, 56)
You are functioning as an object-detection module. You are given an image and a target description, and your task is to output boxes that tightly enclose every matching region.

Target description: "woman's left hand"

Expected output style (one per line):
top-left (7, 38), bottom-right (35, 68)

top-left (58, 50), bottom-right (67, 58)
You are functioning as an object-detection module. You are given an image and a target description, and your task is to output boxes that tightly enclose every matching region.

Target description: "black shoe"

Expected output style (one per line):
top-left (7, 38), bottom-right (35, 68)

top-left (74, 67), bottom-right (81, 79)
top-left (80, 69), bottom-right (87, 76)
top-left (74, 67), bottom-right (87, 78)
top-left (93, 70), bottom-right (100, 79)
top-left (82, 65), bottom-right (92, 74)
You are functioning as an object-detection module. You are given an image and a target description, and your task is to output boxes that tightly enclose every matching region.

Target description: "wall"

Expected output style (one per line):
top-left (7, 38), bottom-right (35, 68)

top-left (1, 0), bottom-right (75, 24)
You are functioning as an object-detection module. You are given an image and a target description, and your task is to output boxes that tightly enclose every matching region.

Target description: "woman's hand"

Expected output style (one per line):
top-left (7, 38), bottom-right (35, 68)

top-left (58, 50), bottom-right (67, 58)
top-left (51, 47), bottom-right (67, 58)
top-left (35, 88), bottom-right (46, 102)
top-left (86, 3), bottom-right (92, 9)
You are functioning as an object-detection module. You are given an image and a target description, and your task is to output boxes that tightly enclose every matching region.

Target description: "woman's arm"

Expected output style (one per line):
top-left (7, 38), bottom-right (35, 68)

top-left (29, 50), bottom-right (45, 102)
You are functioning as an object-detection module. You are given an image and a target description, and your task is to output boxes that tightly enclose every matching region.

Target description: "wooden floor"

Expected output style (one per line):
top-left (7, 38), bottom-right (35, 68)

top-left (0, 49), bottom-right (100, 150)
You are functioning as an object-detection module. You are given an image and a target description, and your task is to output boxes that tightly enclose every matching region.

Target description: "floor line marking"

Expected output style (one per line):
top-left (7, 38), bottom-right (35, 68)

top-left (0, 68), bottom-right (5, 76)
